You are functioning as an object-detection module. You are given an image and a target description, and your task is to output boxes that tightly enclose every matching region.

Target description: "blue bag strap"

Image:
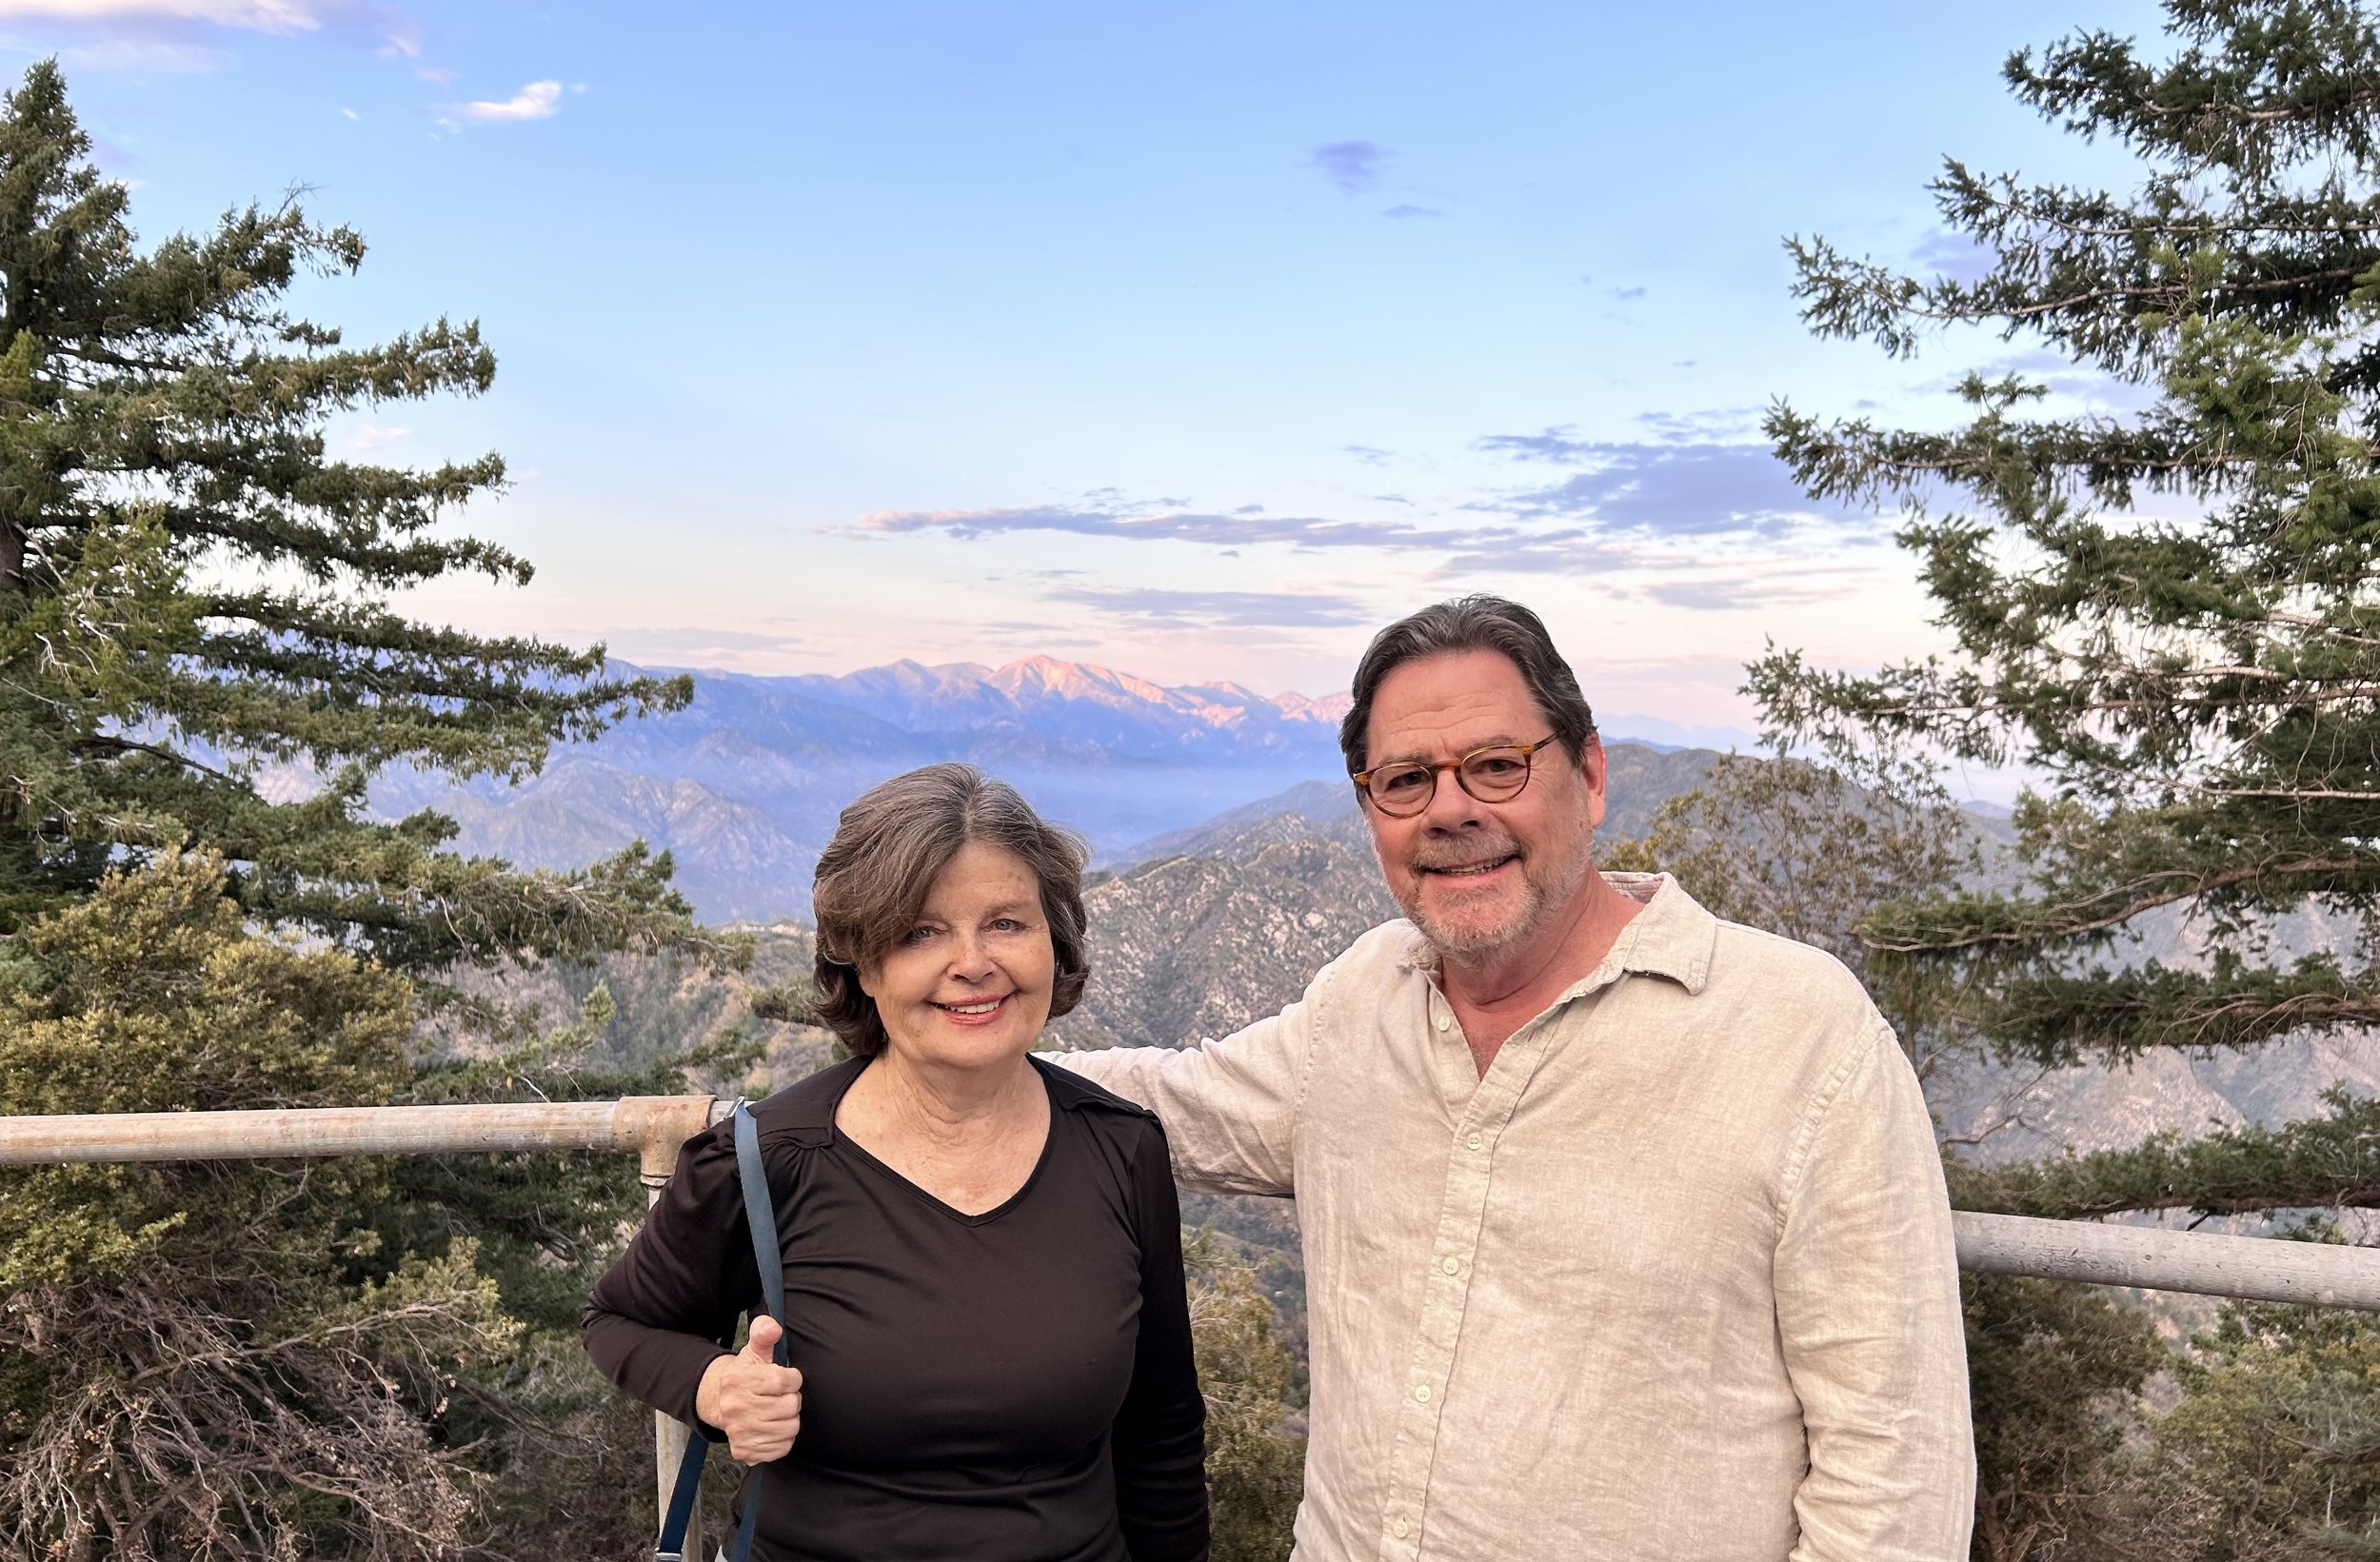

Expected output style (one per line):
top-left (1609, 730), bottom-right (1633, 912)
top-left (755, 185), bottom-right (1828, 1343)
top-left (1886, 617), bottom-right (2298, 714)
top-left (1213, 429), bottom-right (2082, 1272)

top-left (730, 1099), bottom-right (788, 1562)
top-left (735, 1101), bottom-right (790, 1342)
top-left (653, 1433), bottom-right (705, 1562)
top-left (652, 1098), bottom-right (789, 1562)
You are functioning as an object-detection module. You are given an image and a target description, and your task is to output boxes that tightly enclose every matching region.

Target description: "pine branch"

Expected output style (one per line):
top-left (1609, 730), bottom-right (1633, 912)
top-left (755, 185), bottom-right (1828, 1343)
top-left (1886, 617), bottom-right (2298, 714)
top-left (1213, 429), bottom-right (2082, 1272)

top-left (1951, 1087), bottom-right (2380, 1217)
top-left (68, 735), bottom-right (230, 781)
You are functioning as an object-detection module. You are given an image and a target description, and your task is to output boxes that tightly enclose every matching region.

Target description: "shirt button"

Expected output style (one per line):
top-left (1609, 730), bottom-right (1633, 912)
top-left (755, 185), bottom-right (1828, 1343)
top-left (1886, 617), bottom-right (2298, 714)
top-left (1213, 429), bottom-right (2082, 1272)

top-left (1392, 1517), bottom-right (1411, 1539)
top-left (1441, 1256), bottom-right (1460, 1275)
top-left (1466, 1132), bottom-right (1483, 1151)
top-left (1434, 1011), bottom-right (1450, 1033)
top-left (1414, 1383), bottom-right (1431, 1403)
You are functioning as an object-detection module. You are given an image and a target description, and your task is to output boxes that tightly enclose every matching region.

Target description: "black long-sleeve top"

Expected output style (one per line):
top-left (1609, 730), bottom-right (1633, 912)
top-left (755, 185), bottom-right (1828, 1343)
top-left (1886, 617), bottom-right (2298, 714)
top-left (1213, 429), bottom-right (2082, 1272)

top-left (584, 1056), bottom-right (1209, 1562)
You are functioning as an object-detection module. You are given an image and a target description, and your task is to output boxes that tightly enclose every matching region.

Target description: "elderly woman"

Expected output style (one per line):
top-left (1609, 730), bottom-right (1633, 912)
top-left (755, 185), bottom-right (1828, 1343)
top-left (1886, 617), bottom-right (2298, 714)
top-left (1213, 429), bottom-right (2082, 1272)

top-left (584, 764), bottom-right (1209, 1562)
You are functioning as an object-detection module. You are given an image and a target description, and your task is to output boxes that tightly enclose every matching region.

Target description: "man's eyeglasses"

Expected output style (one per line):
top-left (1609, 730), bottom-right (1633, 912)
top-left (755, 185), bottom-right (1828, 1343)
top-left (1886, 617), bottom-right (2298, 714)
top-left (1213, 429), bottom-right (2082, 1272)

top-left (1351, 736), bottom-right (1559, 819)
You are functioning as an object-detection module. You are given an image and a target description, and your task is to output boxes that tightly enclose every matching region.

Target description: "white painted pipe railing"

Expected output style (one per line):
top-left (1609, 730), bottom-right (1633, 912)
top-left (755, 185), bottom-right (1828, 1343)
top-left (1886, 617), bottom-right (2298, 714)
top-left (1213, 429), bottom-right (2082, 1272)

top-left (1954, 1210), bottom-right (2380, 1310)
top-left (9, 1101), bottom-right (2380, 1549)
top-left (0, 1097), bottom-right (724, 1179)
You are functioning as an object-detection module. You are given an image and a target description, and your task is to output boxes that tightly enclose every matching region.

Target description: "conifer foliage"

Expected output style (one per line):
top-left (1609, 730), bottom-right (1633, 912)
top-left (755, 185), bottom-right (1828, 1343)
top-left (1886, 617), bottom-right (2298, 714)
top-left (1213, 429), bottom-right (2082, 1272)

top-left (0, 62), bottom-right (736, 1559)
top-left (1755, 5), bottom-right (2380, 1551)
top-left (1760, 1), bottom-right (2380, 1213)
top-left (0, 60), bottom-right (690, 965)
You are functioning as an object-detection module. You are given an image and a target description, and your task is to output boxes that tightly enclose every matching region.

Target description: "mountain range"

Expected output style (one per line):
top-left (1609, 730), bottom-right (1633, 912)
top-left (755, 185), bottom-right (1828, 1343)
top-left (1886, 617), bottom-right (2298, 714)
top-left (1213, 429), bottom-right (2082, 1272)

top-left (376, 655), bottom-right (1740, 922)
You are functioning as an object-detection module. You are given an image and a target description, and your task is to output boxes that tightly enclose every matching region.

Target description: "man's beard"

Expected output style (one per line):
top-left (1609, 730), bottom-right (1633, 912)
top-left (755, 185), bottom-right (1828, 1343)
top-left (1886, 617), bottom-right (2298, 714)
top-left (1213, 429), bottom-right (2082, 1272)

top-left (1391, 826), bottom-right (1592, 963)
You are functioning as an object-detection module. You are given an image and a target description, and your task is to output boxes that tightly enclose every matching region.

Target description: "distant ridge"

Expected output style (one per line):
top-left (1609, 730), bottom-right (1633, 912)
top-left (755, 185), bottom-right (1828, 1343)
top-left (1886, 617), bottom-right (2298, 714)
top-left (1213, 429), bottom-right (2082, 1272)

top-left (376, 654), bottom-right (1359, 922)
top-left (368, 651), bottom-right (1770, 922)
top-left (771, 655), bottom-right (1353, 750)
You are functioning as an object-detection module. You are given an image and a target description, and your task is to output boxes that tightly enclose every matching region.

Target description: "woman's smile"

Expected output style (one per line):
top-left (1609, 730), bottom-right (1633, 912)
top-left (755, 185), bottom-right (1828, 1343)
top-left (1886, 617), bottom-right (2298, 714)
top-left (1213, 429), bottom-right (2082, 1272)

top-left (933, 992), bottom-right (1014, 1024)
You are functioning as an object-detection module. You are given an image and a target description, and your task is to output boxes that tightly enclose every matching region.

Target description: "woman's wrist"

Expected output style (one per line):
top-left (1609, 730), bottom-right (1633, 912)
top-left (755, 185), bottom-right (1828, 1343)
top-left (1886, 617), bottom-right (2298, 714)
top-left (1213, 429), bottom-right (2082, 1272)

top-left (694, 1349), bottom-right (733, 1427)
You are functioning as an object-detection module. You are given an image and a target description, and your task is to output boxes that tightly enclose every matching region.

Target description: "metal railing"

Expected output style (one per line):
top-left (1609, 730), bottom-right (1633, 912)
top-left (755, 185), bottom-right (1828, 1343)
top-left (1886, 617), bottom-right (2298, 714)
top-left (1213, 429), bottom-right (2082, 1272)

top-left (9, 1098), bottom-right (2380, 1551)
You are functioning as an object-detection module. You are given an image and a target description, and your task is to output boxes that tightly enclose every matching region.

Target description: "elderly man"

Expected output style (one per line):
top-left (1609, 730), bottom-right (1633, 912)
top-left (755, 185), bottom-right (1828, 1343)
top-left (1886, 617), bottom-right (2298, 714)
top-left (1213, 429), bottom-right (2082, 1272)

top-left (1056, 594), bottom-right (1973, 1561)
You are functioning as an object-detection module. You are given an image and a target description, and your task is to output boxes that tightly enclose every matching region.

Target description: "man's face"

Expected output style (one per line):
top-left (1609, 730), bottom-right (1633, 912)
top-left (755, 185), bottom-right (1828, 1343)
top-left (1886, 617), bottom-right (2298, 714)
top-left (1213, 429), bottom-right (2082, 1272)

top-left (1360, 649), bottom-right (1605, 961)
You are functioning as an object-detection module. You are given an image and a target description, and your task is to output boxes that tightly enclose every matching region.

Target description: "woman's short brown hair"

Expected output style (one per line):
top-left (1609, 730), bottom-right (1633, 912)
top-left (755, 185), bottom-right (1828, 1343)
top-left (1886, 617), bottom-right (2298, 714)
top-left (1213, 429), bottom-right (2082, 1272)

top-left (809, 763), bottom-right (1090, 1058)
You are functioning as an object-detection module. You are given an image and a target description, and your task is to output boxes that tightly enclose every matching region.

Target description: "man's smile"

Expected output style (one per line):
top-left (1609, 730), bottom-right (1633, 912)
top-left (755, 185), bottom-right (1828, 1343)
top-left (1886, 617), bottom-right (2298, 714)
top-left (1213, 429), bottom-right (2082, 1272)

top-left (1419, 853), bottom-right (1519, 879)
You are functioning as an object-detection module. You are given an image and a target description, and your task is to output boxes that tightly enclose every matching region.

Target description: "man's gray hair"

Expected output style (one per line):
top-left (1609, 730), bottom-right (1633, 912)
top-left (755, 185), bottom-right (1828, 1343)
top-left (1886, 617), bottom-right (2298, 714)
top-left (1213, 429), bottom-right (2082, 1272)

top-left (1338, 595), bottom-right (1597, 773)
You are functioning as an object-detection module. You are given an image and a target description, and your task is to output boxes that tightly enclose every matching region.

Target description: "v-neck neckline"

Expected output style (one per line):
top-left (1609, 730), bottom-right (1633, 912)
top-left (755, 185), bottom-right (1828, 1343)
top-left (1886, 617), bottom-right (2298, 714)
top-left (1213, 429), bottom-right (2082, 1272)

top-left (828, 1064), bottom-right (1059, 1227)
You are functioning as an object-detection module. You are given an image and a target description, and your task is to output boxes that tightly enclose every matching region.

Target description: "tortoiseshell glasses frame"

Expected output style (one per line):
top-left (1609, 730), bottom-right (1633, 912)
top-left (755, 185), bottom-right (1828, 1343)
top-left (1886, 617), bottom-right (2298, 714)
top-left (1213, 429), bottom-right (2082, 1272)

top-left (1350, 735), bottom-right (1560, 818)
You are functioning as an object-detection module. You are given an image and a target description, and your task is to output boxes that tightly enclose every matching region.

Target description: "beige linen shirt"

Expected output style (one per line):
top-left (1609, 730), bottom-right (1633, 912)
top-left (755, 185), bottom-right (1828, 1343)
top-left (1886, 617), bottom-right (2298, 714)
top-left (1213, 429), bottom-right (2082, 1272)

top-left (1055, 872), bottom-right (1973, 1562)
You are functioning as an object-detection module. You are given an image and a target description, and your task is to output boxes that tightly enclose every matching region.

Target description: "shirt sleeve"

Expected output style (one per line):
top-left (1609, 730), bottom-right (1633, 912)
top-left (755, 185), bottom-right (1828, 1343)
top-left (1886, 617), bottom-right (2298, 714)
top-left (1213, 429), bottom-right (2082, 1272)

top-left (582, 1123), bottom-right (757, 1437)
top-left (1045, 956), bottom-right (1332, 1197)
top-left (1775, 1022), bottom-right (1976, 1562)
top-left (1109, 1119), bottom-right (1212, 1562)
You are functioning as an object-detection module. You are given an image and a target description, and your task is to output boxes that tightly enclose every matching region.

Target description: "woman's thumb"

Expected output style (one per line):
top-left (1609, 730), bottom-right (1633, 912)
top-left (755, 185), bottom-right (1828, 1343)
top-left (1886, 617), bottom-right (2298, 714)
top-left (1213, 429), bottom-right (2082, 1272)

top-left (744, 1315), bottom-right (783, 1358)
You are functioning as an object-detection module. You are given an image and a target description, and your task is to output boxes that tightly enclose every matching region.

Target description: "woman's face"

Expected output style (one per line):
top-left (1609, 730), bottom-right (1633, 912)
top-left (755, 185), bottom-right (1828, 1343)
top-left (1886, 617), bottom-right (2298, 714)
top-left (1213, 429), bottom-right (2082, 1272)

top-left (860, 840), bottom-right (1057, 1075)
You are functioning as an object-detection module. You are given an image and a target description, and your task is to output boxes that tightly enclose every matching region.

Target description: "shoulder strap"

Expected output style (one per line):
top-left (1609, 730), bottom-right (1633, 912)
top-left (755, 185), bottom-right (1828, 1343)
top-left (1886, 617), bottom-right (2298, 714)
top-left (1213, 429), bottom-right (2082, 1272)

top-left (735, 1101), bottom-right (790, 1343)
top-left (728, 1100), bottom-right (786, 1562)
top-left (653, 1099), bottom-right (790, 1562)
top-left (653, 1433), bottom-right (705, 1562)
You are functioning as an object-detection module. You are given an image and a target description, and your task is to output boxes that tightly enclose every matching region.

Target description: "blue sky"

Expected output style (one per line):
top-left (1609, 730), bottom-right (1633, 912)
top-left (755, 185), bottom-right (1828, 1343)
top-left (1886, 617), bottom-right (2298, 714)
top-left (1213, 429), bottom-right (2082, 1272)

top-left (3, 0), bottom-right (2168, 738)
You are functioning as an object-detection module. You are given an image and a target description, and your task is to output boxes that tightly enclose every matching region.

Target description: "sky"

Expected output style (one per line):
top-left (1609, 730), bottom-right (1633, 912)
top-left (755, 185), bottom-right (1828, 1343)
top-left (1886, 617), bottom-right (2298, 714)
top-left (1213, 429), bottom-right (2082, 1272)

top-left (1, 0), bottom-right (2172, 745)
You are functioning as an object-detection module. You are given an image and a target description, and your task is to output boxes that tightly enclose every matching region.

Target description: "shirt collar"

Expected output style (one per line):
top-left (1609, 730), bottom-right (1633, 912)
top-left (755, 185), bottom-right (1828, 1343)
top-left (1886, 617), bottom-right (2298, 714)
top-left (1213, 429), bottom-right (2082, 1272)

top-left (1392, 870), bottom-right (1718, 998)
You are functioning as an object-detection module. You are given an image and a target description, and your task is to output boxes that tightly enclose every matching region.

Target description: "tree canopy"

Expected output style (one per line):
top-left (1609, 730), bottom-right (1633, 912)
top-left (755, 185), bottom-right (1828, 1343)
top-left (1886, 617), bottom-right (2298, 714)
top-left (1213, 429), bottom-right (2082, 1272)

top-left (1746, 3), bottom-right (2380, 1552)
top-left (1761, 0), bottom-right (2380, 1136)
top-left (0, 58), bottom-right (694, 970)
top-left (0, 62), bottom-right (754, 1558)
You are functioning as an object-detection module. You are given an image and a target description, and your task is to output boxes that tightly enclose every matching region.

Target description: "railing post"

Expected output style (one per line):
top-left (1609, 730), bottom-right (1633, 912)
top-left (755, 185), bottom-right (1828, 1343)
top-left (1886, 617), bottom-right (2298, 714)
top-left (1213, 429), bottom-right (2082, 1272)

top-left (643, 1117), bottom-right (704, 1562)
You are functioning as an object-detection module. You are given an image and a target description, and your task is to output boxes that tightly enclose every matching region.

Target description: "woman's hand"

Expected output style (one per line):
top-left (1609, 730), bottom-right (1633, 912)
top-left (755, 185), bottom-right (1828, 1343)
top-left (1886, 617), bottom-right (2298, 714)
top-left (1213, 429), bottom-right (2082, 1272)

top-left (696, 1315), bottom-right (805, 1463)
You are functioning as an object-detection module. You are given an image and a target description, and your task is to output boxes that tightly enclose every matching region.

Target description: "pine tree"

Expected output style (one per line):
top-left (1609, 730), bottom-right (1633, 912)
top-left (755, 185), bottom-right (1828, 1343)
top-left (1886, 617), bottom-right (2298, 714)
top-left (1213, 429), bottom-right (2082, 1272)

top-left (1757, 7), bottom-right (2380, 1551)
top-left (0, 59), bottom-right (693, 969)
top-left (0, 63), bottom-right (759, 1556)
top-left (1759, 0), bottom-right (2380, 1217)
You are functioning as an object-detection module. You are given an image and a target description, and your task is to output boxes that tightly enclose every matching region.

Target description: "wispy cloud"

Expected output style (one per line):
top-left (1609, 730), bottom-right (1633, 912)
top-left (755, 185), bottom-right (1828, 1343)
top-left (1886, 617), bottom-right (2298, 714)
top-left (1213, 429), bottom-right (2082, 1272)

top-left (858, 500), bottom-right (1430, 551)
top-left (0, 0), bottom-right (424, 69)
top-left (1310, 140), bottom-right (1382, 194)
top-left (856, 412), bottom-right (1892, 605)
top-left (0, 0), bottom-right (328, 30)
top-left (1635, 561), bottom-right (1874, 611)
top-left (1041, 585), bottom-right (1373, 629)
top-left (1476, 426), bottom-right (1597, 464)
top-left (344, 423), bottom-right (409, 451)
top-left (1474, 426), bottom-right (1863, 538)
top-left (1911, 227), bottom-right (1995, 285)
top-left (852, 493), bottom-right (1646, 578)
top-left (53, 32), bottom-right (227, 69)
top-left (1381, 204), bottom-right (1440, 219)
top-left (450, 78), bottom-right (561, 123)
